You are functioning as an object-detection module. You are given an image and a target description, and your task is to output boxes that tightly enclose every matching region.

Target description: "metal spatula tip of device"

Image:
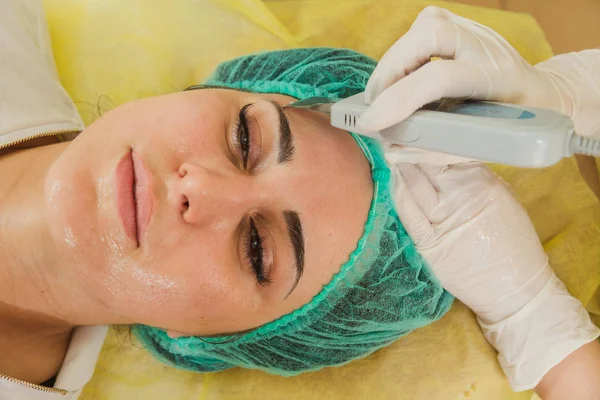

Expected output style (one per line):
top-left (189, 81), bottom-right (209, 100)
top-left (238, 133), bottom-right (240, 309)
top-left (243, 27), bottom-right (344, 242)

top-left (284, 97), bottom-right (335, 114)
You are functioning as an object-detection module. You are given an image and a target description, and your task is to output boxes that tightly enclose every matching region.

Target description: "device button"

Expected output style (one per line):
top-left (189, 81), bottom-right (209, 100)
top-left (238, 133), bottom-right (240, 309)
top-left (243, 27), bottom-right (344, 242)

top-left (382, 121), bottom-right (421, 143)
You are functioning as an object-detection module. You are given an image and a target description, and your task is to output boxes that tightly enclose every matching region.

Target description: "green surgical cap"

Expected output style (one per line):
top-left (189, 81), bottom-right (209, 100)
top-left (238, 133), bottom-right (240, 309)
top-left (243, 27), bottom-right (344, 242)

top-left (134, 48), bottom-right (453, 376)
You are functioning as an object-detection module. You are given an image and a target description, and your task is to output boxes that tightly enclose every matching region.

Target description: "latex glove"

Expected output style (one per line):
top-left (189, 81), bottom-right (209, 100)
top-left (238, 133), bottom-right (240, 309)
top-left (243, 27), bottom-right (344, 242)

top-left (360, 6), bottom-right (600, 141)
top-left (392, 161), bottom-right (600, 391)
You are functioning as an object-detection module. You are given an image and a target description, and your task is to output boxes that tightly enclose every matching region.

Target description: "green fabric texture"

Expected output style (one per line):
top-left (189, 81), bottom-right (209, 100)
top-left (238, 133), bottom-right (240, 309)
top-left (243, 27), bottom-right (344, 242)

top-left (133, 48), bottom-right (453, 376)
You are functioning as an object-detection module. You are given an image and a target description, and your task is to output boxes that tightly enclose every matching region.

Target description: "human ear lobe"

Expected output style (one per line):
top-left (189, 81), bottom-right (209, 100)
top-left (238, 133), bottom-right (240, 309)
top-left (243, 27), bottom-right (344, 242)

top-left (166, 330), bottom-right (188, 339)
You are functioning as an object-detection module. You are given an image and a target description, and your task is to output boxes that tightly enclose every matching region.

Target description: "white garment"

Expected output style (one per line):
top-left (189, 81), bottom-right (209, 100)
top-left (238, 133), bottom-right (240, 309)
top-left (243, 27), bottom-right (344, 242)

top-left (0, 327), bottom-right (108, 400)
top-left (0, 0), bottom-right (83, 150)
top-left (0, 0), bottom-right (106, 399)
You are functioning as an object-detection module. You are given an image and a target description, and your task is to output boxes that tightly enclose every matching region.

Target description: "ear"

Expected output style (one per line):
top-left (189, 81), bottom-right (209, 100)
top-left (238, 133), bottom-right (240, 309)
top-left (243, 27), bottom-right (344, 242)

top-left (166, 330), bottom-right (187, 339)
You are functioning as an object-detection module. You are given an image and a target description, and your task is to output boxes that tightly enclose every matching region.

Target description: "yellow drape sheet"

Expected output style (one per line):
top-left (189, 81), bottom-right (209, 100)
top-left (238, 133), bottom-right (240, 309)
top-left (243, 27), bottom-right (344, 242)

top-left (41, 0), bottom-right (599, 398)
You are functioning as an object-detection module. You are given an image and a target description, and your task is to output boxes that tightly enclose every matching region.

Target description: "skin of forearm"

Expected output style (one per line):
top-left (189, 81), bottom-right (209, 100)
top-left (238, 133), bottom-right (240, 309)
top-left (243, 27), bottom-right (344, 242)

top-left (535, 340), bottom-right (600, 400)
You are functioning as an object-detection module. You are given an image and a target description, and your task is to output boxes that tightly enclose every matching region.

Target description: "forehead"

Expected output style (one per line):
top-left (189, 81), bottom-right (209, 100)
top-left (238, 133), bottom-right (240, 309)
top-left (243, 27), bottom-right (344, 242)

top-left (270, 104), bottom-right (374, 307)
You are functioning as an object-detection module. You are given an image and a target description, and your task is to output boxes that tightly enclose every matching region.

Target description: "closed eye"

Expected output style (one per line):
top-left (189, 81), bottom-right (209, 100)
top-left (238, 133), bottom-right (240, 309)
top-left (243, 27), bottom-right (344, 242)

top-left (244, 217), bottom-right (271, 286)
top-left (232, 103), bottom-right (261, 171)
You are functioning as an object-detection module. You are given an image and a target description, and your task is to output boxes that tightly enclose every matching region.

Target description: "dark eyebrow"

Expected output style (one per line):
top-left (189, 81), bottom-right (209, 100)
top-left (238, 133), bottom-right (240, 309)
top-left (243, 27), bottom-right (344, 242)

top-left (268, 100), bottom-right (295, 163)
top-left (283, 210), bottom-right (304, 298)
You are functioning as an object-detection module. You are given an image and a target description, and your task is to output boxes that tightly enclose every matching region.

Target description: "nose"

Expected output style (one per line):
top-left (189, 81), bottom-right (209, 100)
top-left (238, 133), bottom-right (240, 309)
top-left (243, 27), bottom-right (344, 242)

top-left (174, 162), bottom-right (255, 225)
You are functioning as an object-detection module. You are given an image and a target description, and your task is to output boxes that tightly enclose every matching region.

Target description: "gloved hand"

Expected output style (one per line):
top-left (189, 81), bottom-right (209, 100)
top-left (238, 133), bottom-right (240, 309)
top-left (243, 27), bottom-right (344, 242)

top-left (360, 6), bottom-right (600, 141)
top-left (391, 161), bottom-right (600, 391)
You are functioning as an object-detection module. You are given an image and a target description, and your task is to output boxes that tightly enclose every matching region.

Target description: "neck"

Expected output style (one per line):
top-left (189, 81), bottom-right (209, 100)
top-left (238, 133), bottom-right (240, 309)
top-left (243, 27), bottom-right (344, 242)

top-left (0, 144), bottom-right (116, 330)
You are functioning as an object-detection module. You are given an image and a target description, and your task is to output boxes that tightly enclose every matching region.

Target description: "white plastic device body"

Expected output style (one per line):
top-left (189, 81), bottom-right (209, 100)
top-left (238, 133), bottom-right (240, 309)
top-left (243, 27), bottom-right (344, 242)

top-left (330, 92), bottom-right (576, 168)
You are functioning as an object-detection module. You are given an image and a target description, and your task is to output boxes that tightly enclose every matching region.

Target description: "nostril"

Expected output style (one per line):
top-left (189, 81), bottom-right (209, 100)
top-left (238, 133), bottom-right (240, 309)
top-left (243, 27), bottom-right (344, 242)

top-left (180, 194), bottom-right (190, 215)
top-left (178, 165), bottom-right (188, 178)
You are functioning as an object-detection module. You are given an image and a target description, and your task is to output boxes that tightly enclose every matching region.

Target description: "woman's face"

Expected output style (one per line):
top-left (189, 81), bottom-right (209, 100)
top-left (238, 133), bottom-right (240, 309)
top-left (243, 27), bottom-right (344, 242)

top-left (45, 89), bottom-right (372, 336)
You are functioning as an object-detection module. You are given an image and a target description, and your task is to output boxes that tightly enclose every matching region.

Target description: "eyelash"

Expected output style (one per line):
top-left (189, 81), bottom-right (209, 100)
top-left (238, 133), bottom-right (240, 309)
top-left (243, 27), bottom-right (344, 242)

top-left (233, 104), bottom-right (254, 170)
top-left (233, 105), bottom-right (269, 286)
top-left (243, 218), bottom-right (271, 286)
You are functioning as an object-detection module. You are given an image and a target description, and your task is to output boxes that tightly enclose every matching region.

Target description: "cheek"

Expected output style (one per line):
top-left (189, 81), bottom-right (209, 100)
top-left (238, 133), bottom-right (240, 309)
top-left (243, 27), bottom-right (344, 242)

top-left (125, 240), bottom-right (259, 326)
top-left (170, 243), bottom-right (249, 307)
top-left (162, 112), bottom-right (217, 159)
top-left (130, 98), bottom-right (226, 161)
top-left (103, 259), bottom-right (182, 314)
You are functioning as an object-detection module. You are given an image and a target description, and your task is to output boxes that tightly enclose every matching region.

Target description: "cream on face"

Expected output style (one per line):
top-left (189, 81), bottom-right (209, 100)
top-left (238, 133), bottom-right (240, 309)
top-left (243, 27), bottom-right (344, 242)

top-left (43, 89), bottom-right (373, 335)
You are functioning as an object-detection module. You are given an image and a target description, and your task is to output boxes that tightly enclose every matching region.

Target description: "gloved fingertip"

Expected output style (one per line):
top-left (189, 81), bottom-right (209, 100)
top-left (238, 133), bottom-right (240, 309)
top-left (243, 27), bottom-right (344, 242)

top-left (364, 82), bottom-right (378, 105)
top-left (421, 5), bottom-right (446, 17)
top-left (356, 113), bottom-right (380, 133)
top-left (360, 107), bottom-right (411, 133)
top-left (364, 91), bottom-right (373, 105)
top-left (356, 105), bottom-right (373, 125)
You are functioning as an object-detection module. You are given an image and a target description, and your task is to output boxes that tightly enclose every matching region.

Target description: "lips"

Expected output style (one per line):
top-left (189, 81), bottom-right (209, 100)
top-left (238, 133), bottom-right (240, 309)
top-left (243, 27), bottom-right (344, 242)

top-left (115, 150), bottom-right (154, 246)
top-left (132, 151), bottom-right (153, 245)
top-left (115, 151), bottom-right (138, 244)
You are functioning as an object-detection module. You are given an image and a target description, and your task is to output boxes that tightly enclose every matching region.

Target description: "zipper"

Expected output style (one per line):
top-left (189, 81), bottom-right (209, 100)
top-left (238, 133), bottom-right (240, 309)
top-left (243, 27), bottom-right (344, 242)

top-left (0, 372), bottom-right (69, 395)
top-left (0, 129), bottom-right (81, 151)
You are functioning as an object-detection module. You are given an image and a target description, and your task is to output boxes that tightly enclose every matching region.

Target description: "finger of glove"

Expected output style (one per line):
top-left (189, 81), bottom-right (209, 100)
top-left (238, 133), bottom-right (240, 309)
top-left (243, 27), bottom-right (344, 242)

top-left (416, 163), bottom-right (500, 206)
top-left (396, 163), bottom-right (440, 218)
top-left (385, 144), bottom-right (476, 166)
top-left (365, 6), bottom-right (503, 104)
top-left (390, 165), bottom-right (434, 244)
top-left (415, 162), bottom-right (493, 225)
top-left (360, 60), bottom-right (487, 132)
top-left (365, 7), bottom-right (460, 104)
top-left (536, 51), bottom-right (600, 138)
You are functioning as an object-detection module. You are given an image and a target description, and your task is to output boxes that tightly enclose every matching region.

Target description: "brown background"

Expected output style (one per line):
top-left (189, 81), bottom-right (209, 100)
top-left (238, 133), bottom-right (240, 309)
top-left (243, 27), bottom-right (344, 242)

top-left (448, 0), bottom-right (600, 53)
